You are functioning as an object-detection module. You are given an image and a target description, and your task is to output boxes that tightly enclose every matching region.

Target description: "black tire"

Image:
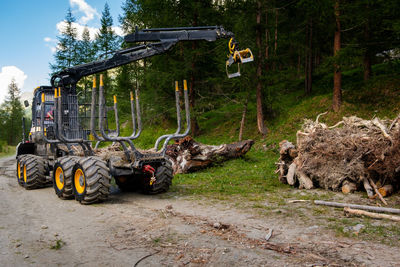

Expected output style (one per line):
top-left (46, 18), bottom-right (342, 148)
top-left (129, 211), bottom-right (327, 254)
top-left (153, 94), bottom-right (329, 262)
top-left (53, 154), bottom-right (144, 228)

top-left (72, 156), bottom-right (111, 204)
top-left (141, 161), bottom-right (173, 194)
top-left (53, 156), bottom-right (81, 199)
top-left (22, 155), bottom-right (47, 190)
top-left (16, 155), bottom-right (29, 186)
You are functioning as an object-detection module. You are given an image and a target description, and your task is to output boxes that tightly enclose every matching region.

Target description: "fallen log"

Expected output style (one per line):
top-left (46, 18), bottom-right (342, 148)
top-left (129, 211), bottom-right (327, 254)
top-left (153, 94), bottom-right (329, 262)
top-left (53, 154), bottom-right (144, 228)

top-left (314, 200), bottom-right (400, 214)
top-left (286, 163), bottom-right (297, 185)
top-left (296, 169), bottom-right (314, 189)
top-left (344, 207), bottom-right (400, 222)
top-left (166, 136), bottom-right (254, 174)
top-left (368, 177), bottom-right (388, 205)
top-left (363, 177), bottom-right (375, 198)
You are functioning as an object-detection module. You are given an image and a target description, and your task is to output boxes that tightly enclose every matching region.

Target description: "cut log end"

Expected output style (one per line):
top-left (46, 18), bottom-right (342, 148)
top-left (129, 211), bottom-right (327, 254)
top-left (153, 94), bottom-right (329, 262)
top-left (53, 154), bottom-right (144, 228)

top-left (378, 185), bottom-right (394, 198)
top-left (342, 180), bottom-right (357, 194)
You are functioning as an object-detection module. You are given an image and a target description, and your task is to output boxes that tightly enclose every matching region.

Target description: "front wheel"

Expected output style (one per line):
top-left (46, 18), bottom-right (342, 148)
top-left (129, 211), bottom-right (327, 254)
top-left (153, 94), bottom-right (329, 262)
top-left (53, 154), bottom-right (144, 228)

top-left (72, 157), bottom-right (111, 204)
top-left (16, 155), bottom-right (29, 186)
top-left (53, 156), bottom-right (80, 199)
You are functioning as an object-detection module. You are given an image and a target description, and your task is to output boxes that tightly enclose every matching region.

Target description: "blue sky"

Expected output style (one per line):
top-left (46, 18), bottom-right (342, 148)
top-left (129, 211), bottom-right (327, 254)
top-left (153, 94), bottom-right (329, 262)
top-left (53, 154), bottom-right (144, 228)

top-left (0, 0), bottom-right (125, 103)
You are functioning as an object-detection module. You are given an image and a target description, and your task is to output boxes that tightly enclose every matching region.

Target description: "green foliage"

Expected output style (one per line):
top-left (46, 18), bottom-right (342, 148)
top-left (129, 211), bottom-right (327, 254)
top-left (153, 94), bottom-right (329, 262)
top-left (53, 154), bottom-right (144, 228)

top-left (50, 9), bottom-right (79, 73)
top-left (95, 3), bottom-right (121, 58)
top-left (0, 79), bottom-right (24, 145)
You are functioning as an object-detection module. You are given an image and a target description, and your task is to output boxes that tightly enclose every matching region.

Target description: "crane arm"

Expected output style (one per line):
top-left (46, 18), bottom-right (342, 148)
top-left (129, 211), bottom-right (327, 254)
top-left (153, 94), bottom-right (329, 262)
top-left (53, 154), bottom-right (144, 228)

top-left (51, 26), bottom-right (250, 88)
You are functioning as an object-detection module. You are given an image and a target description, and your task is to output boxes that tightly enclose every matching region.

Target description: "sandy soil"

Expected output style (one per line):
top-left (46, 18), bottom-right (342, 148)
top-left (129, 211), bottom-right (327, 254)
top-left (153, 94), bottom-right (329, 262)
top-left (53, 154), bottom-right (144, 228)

top-left (0, 156), bottom-right (399, 266)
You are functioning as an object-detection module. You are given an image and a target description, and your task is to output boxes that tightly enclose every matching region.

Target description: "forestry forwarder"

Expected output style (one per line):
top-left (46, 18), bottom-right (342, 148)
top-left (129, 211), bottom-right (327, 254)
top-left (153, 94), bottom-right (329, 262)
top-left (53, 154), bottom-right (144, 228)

top-left (15, 26), bottom-right (253, 204)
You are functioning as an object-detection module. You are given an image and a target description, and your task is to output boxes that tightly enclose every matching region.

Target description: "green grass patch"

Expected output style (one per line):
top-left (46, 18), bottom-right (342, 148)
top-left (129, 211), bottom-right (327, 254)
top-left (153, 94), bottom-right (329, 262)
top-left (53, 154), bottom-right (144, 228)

top-left (0, 146), bottom-right (15, 158)
top-left (50, 239), bottom-right (65, 250)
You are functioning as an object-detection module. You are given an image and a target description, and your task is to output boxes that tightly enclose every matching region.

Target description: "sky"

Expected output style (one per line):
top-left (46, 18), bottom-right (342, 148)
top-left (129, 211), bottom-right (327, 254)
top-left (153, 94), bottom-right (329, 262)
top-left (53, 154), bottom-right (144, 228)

top-left (0, 0), bottom-right (125, 104)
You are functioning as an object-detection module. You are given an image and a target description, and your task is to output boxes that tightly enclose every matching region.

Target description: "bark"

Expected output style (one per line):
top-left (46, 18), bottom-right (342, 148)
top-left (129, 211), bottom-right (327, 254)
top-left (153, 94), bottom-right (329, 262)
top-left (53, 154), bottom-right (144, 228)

top-left (190, 7), bottom-right (200, 136)
top-left (273, 9), bottom-right (278, 71)
top-left (332, 0), bottom-right (342, 112)
top-left (314, 200), bottom-right (400, 214)
top-left (189, 70), bottom-right (200, 136)
top-left (256, 0), bottom-right (267, 136)
top-left (344, 207), bottom-right (400, 222)
top-left (363, 19), bottom-right (372, 81)
top-left (265, 5), bottom-right (269, 72)
top-left (304, 18), bottom-right (313, 95)
top-left (239, 93), bottom-right (249, 141)
top-left (166, 136), bottom-right (254, 174)
top-left (286, 163), bottom-right (297, 185)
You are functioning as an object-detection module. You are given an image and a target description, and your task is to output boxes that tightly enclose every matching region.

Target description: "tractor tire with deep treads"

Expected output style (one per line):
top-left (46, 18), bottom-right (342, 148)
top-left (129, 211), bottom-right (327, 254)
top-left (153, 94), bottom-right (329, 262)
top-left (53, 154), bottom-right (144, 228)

top-left (16, 155), bottom-right (29, 186)
top-left (22, 155), bottom-right (47, 190)
top-left (53, 156), bottom-right (81, 199)
top-left (72, 156), bottom-right (111, 204)
top-left (141, 161), bottom-right (173, 194)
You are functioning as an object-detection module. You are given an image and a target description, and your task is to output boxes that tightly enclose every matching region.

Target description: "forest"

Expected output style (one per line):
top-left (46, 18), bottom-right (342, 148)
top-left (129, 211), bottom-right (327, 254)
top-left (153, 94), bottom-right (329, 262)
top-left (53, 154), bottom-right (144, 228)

top-left (1, 0), bottom-right (400, 157)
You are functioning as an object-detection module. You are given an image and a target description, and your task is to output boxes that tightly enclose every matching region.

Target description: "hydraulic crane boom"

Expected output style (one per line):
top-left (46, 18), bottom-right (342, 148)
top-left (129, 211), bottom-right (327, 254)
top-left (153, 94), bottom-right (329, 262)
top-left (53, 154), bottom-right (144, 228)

top-left (51, 26), bottom-right (252, 88)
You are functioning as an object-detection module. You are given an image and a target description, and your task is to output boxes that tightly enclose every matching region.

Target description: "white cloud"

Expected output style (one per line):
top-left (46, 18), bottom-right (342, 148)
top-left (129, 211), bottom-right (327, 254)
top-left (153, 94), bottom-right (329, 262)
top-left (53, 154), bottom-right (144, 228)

top-left (56, 21), bottom-right (124, 41)
top-left (0, 66), bottom-right (27, 104)
top-left (44, 37), bottom-right (55, 42)
top-left (56, 21), bottom-right (99, 40)
top-left (112, 26), bottom-right (124, 36)
top-left (70, 0), bottom-right (99, 24)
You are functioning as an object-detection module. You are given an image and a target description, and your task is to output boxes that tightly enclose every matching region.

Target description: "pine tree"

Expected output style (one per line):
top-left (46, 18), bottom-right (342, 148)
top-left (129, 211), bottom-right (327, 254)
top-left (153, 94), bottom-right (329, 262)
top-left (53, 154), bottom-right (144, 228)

top-left (95, 3), bottom-right (120, 58)
top-left (50, 9), bottom-right (79, 74)
top-left (77, 26), bottom-right (96, 64)
top-left (95, 3), bottom-right (121, 104)
top-left (0, 79), bottom-right (24, 145)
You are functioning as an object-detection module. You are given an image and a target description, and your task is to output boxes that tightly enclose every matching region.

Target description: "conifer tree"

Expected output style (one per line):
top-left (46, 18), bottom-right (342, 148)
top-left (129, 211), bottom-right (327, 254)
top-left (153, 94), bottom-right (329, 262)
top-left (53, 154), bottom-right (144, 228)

top-left (95, 3), bottom-right (120, 58)
top-left (0, 79), bottom-right (24, 145)
top-left (50, 9), bottom-right (79, 74)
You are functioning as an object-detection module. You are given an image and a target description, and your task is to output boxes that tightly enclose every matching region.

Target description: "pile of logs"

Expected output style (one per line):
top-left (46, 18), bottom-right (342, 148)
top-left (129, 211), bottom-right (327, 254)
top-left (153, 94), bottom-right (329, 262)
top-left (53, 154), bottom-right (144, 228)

top-left (277, 113), bottom-right (400, 200)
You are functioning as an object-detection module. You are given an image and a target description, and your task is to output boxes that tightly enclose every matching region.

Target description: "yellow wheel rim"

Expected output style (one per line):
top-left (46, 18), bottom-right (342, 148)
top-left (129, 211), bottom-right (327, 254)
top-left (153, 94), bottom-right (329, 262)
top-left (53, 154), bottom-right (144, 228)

top-left (17, 162), bottom-right (21, 179)
top-left (74, 168), bottom-right (85, 194)
top-left (55, 166), bottom-right (64, 190)
top-left (23, 165), bottom-right (27, 183)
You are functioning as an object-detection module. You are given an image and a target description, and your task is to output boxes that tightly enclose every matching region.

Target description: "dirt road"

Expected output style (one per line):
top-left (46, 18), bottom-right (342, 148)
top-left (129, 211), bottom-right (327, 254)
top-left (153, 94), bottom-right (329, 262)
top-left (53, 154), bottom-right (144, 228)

top-left (0, 156), bottom-right (399, 266)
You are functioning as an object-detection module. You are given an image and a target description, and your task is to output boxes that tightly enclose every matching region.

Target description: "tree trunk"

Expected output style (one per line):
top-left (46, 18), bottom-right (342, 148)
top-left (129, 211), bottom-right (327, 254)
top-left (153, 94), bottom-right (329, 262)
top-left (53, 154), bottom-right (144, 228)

top-left (363, 19), bottom-right (372, 81)
top-left (166, 136), bottom-right (254, 174)
top-left (256, 0), bottom-right (267, 136)
top-left (273, 9), bottom-right (278, 71)
top-left (189, 65), bottom-right (200, 136)
top-left (304, 18), bottom-right (313, 95)
top-left (265, 5), bottom-right (269, 72)
top-left (332, 0), bottom-right (342, 112)
top-left (190, 6), bottom-right (200, 136)
top-left (239, 93), bottom-right (249, 141)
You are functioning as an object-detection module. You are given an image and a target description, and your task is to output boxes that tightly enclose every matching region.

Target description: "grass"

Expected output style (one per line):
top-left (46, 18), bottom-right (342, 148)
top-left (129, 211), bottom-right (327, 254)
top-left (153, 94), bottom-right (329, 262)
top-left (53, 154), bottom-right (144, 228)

top-left (0, 146), bottom-right (15, 158)
top-left (50, 239), bottom-right (65, 250)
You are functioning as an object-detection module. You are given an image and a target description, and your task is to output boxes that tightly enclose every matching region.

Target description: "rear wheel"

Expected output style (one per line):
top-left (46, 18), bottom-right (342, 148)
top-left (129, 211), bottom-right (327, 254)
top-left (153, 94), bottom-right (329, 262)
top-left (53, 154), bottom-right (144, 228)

top-left (22, 155), bottom-right (47, 189)
top-left (141, 161), bottom-right (173, 194)
top-left (72, 157), bottom-right (111, 204)
top-left (16, 155), bottom-right (29, 186)
top-left (53, 156), bottom-right (80, 199)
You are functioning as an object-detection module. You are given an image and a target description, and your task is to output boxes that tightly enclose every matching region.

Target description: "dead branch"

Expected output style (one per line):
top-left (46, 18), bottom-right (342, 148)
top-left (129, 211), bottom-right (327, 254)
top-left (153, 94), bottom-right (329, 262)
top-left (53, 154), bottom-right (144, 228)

top-left (368, 177), bottom-right (388, 205)
top-left (314, 200), bottom-right (400, 214)
top-left (363, 177), bottom-right (375, 198)
top-left (344, 207), bottom-right (400, 222)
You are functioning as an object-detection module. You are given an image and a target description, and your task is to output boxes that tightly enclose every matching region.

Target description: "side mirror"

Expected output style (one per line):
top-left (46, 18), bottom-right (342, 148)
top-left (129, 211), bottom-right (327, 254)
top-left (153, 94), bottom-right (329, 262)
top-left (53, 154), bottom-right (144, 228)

top-left (24, 100), bottom-right (29, 107)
